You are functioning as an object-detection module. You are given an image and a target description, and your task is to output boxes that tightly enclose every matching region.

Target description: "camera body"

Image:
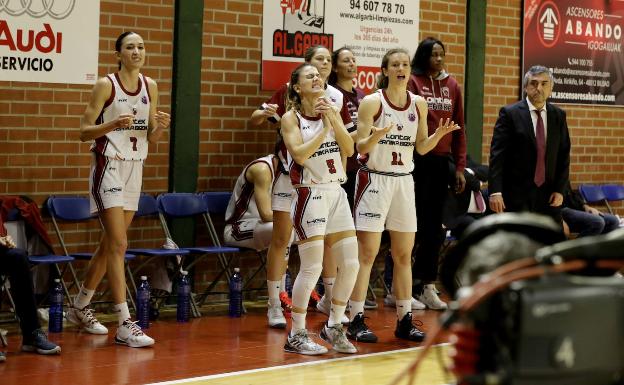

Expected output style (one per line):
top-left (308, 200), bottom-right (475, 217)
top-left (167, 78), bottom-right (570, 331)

top-left (471, 274), bottom-right (624, 385)
top-left (443, 214), bottom-right (624, 385)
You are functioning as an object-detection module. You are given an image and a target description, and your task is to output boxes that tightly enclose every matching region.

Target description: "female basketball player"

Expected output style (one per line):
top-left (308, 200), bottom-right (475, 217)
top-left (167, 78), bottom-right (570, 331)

top-left (250, 45), bottom-right (353, 328)
top-left (281, 63), bottom-right (359, 355)
top-left (67, 31), bottom-right (169, 348)
top-left (347, 48), bottom-right (459, 343)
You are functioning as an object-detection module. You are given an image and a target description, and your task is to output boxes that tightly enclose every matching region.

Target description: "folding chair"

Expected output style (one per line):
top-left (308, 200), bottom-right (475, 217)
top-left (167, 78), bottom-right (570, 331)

top-left (579, 184), bottom-right (608, 206)
top-left (601, 184), bottom-right (624, 214)
top-left (46, 196), bottom-right (136, 310)
top-left (202, 191), bottom-right (268, 295)
top-left (156, 193), bottom-right (241, 314)
top-left (1, 198), bottom-right (77, 308)
top-left (126, 193), bottom-right (191, 295)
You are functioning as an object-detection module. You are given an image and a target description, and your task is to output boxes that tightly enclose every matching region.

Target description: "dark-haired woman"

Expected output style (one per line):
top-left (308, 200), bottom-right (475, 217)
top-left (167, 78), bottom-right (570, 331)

top-left (328, 46), bottom-right (366, 211)
top-left (281, 63), bottom-right (359, 355)
top-left (408, 37), bottom-right (467, 310)
top-left (67, 31), bottom-right (168, 348)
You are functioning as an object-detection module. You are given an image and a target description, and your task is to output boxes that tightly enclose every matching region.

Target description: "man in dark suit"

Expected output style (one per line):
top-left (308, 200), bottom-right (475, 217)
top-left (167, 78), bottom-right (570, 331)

top-left (488, 65), bottom-right (571, 224)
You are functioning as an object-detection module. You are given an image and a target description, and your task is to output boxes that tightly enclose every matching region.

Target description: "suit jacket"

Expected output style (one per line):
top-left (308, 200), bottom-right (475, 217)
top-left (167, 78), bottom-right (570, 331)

top-left (488, 99), bottom-right (571, 211)
top-left (443, 163), bottom-right (487, 229)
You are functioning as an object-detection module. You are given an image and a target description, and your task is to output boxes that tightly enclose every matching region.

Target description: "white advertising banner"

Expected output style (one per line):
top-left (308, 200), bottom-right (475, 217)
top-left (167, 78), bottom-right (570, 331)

top-left (262, 0), bottom-right (420, 92)
top-left (0, 0), bottom-right (100, 84)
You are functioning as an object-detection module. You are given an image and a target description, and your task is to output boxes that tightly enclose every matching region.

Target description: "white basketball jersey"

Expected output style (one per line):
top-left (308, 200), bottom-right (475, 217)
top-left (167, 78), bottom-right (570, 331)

top-left (276, 83), bottom-right (350, 173)
top-left (289, 112), bottom-right (346, 186)
top-left (359, 89), bottom-right (419, 174)
top-left (325, 84), bottom-right (344, 111)
top-left (91, 73), bottom-right (151, 160)
top-left (225, 155), bottom-right (276, 225)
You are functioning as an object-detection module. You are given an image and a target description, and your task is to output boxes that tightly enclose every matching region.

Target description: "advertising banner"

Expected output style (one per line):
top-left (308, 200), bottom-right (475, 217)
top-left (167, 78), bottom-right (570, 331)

top-left (262, 0), bottom-right (420, 92)
top-left (523, 0), bottom-right (624, 106)
top-left (0, 0), bottom-right (100, 84)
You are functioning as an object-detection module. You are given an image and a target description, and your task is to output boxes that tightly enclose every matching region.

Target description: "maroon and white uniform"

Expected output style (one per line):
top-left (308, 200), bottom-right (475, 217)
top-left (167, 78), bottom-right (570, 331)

top-left (354, 89), bottom-right (421, 232)
top-left (288, 112), bottom-right (354, 241)
top-left (259, 83), bottom-right (353, 212)
top-left (89, 73), bottom-right (151, 213)
top-left (224, 155), bottom-right (278, 251)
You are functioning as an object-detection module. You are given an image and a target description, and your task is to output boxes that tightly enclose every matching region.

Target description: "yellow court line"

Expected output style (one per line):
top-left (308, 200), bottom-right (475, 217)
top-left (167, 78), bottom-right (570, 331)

top-left (147, 343), bottom-right (455, 385)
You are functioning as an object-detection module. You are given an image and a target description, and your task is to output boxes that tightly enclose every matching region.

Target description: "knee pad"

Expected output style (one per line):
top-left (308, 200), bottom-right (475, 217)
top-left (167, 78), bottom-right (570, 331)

top-left (291, 240), bottom-right (324, 308)
top-left (331, 237), bottom-right (360, 302)
top-left (333, 236), bottom-right (359, 274)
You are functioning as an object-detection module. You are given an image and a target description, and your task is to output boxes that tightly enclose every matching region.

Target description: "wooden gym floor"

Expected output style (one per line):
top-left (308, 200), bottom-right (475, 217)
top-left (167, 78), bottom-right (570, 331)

top-left (0, 300), bottom-right (453, 385)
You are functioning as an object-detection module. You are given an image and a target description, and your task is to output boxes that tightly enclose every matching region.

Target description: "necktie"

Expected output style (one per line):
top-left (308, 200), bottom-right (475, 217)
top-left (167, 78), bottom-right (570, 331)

top-left (474, 190), bottom-right (486, 213)
top-left (534, 109), bottom-right (546, 187)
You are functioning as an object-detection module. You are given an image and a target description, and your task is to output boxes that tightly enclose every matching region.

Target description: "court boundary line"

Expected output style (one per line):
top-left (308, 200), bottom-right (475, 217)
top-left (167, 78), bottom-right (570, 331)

top-left (146, 342), bottom-right (452, 385)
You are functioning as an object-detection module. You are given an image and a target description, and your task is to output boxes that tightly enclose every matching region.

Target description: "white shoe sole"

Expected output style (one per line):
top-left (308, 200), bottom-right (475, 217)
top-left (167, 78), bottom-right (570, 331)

top-left (283, 345), bottom-right (328, 355)
top-left (114, 336), bottom-right (155, 348)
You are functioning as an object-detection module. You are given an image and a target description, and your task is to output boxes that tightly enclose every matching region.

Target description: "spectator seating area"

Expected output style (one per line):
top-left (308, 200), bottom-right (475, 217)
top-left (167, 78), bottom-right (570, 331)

top-left (579, 184), bottom-right (624, 215)
top-left (0, 192), bottom-right (263, 321)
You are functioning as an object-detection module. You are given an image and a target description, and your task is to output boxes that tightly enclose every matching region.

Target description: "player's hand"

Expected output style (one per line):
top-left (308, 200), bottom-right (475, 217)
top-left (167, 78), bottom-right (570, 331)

top-left (116, 113), bottom-right (134, 129)
top-left (154, 111), bottom-right (171, 129)
top-left (372, 122), bottom-right (394, 138)
top-left (314, 97), bottom-right (332, 116)
top-left (263, 104), bottom-right (278, 117)
top-left (435, 118), bottom-right (460, 136)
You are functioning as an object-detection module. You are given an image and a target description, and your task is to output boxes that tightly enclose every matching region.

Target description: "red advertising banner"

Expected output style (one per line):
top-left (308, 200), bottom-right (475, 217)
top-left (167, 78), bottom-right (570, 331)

top-left (523, 0), bottom-right (624, 106)
top-left (262, 0), bottom-right (420, 93)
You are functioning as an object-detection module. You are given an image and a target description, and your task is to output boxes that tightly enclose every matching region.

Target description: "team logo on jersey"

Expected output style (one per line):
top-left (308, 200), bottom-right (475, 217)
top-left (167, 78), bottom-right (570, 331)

top-left (397, 124), bottom-right (403, 131)
top-left (103, 187), bottom-right (122, 193)
top-left (368, 189), bottom-right (379, 194)
top-left (141, 96), bottom-right (148, 104)
top-left (307, 218), bottom-right (326, 224)
top-left (302, 125), bottom-right (311, 130)
top-left (441, 87), bottom-right (450, 99)
top-left (385, 113), bottom-right (392, 117)
top-left (312, 195), bottom-right (321, 200)
top-left (358, 212), bottom-right (381, 219)
top-left (408, 113), bottom-right (416, 122)
top-left (132, 107), bottom-right (138, 115)
top-left (118, 98), bottom-right (128, 103)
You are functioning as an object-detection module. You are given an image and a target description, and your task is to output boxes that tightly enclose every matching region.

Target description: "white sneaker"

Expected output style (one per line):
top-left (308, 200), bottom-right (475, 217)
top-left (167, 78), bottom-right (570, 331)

top-left (115, 320), bottom-right (155, 348)
top-left (267, 305), bottom-right (287, 329)
top-left (416, 284), bottom-right (448, 310)
top-left (321, 323), bottom-right (357, 353)
top-left (66, 307), bottom-right (108, 335)
top-left (316, 296), bottom-right (349, 324)
top-left (383, 294), bottom-right (426, 310)
top-left (284, 329), bottom-right (328, 355)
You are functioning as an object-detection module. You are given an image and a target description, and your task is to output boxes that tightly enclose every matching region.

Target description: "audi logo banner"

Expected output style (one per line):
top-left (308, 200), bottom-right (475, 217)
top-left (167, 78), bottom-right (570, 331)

top-left (0, 0), bottom-right (100, 84)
